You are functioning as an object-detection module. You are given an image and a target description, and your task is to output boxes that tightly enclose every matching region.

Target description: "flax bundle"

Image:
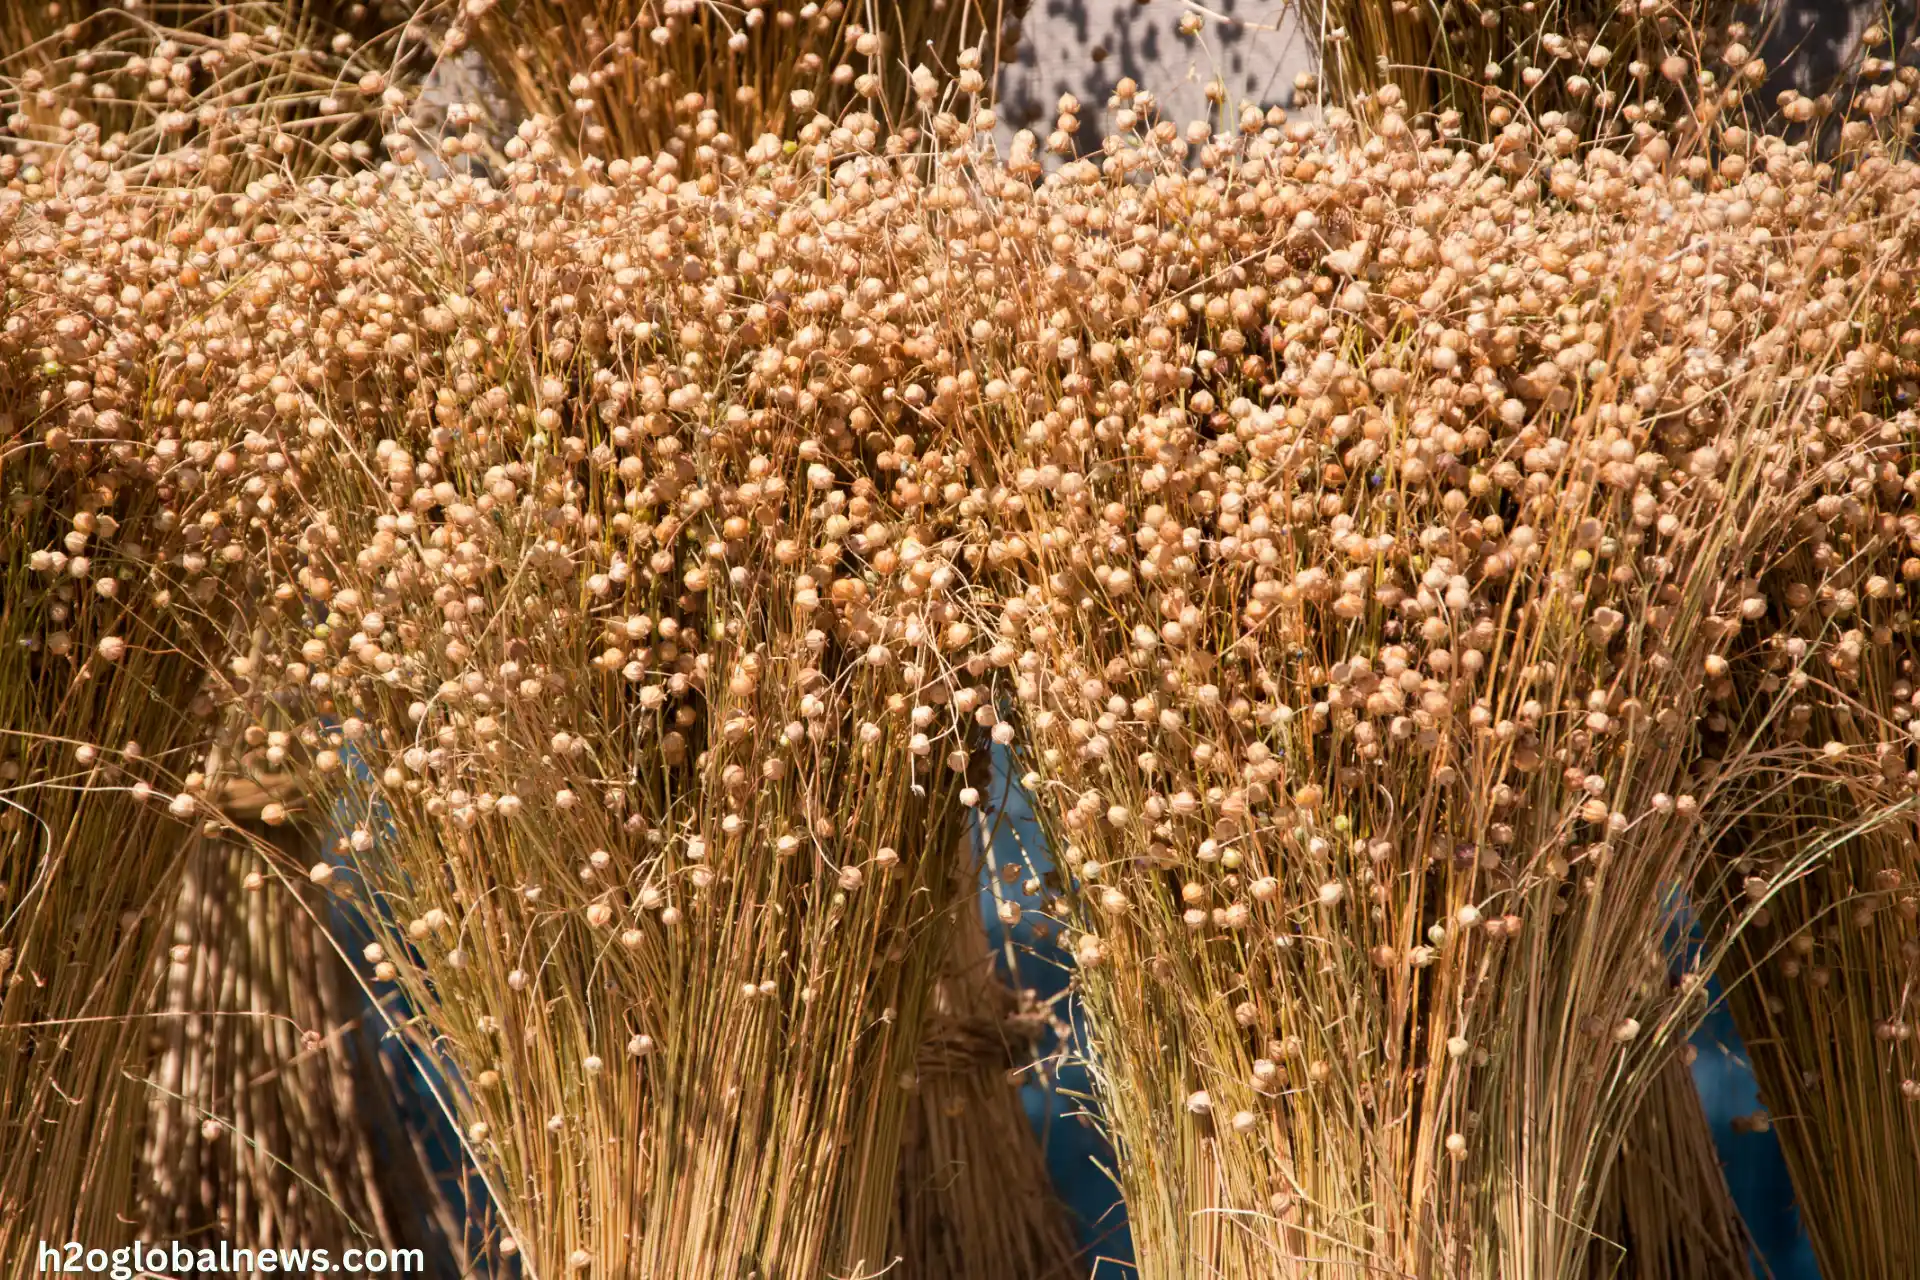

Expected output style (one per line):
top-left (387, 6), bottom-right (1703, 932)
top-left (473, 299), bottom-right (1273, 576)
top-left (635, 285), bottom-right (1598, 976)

top-left (1, 8), bottom-right (410, 1263)
top-left (1716, 533), bottom-right (1920, 1276)
top-left (1289, 0), bottom-right (1753, 135)
top-left (948, 67), bottom-right (1919, 1280)
top-left (1586, 1051), bottom-right (1754, 1279)
top-left (138, 798), bottom-right (458, 1268)
top-left (893, 819), bottom-right (1078, 1280)
top-left (447, 0), bottom-right (1028, 161)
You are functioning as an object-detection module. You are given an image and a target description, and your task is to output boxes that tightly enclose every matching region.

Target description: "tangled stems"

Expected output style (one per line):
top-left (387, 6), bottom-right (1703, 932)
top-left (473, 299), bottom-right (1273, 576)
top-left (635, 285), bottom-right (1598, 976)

top-left (6, 12), bottom-right (1920, 1273)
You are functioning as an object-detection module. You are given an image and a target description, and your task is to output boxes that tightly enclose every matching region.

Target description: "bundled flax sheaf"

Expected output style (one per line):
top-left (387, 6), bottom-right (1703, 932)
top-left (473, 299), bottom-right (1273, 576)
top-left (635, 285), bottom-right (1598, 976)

top-left (0, 93), bottom-right (1057, 1273)
top-left (140, 809), bottom-right (458, 1268)
top-left (213, 119), bottom-right (1008, 1275)
top-left (945, 70), bottom-right (1919, 1280)
top-left (0, 6), bottom-right (424, 1263)
top-left (447, 0), bottom-right (1029, 160)
top-left (0, 134), bottom-right (304, 1256)
top-left (1699, 37), bottom-right (1920, 1272)
top-left (0, 214), bottom-right (306, 1265)
top-left (1715, 525), bottom-right (1920, 1275)
top-left (1293, 0), bottom-right (1754, 133)
top-left (1, 0), bottom-right (418, 178)
top-left (1586, 1051), bottom-right (1753, 1279)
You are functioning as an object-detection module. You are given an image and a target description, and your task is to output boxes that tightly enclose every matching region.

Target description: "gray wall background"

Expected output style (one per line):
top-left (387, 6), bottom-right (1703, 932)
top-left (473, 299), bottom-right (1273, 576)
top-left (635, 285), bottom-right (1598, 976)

top-left (992, 0), bottom-right (1916, 141)
top-left (997, 0), bottom-right (1313, 134)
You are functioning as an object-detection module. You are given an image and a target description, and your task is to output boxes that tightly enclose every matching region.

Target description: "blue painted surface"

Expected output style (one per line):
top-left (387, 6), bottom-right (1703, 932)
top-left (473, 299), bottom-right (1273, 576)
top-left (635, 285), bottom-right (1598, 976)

top-left (976, 746), bottom-right (1137, 1272)
top-left (1689, 1002), bottom-right (1821, 1279)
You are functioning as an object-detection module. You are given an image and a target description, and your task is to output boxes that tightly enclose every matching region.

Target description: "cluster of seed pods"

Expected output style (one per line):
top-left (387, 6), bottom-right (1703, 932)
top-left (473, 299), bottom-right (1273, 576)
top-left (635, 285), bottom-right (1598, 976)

top-left (6, 10), bottom-right (1920, 1276)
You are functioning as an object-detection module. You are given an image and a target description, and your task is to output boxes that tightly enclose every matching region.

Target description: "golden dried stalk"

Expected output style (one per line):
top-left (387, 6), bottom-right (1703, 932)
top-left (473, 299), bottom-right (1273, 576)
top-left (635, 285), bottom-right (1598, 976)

top-left (453, 0), bottom-right (1029, 160)
top-left (957, 62), bottom-right (1918, 1280)
top-left (892, 823), bottom-right (1078, 1280)
top-left (1586, 1050), bottom-right (1755, 1279)
top-left (138, 816), bottom-right (458, 1267)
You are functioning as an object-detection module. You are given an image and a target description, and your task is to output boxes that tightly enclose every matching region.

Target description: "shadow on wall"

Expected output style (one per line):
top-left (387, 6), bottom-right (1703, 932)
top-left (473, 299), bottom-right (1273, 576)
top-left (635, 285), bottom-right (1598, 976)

top-left (1750, 0), bottom-right (1916, 96)
top-left (997, 0), bottom-right (1314, 142)
top-left (993, 0), bottom-right (1918, 151)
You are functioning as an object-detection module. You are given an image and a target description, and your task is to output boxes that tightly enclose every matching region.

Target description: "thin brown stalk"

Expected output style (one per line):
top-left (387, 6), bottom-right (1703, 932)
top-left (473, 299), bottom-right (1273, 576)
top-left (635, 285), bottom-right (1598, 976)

top-left (1586, 1049), bottom-right (1757, 1280)
top-left (138, 802), bottom-right (459, 1269)
top-left (891, 817), bottom-right (1078, 1280)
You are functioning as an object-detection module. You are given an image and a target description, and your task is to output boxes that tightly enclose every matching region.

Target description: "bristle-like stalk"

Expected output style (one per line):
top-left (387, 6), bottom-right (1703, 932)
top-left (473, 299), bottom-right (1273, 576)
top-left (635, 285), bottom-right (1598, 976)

top-left (139, 810), bottom-right (459, 1270)
top-left (1586, 1050), bottom-right (1756, 1279)
top-left (892, 823), bottom-right (1078, 1280)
